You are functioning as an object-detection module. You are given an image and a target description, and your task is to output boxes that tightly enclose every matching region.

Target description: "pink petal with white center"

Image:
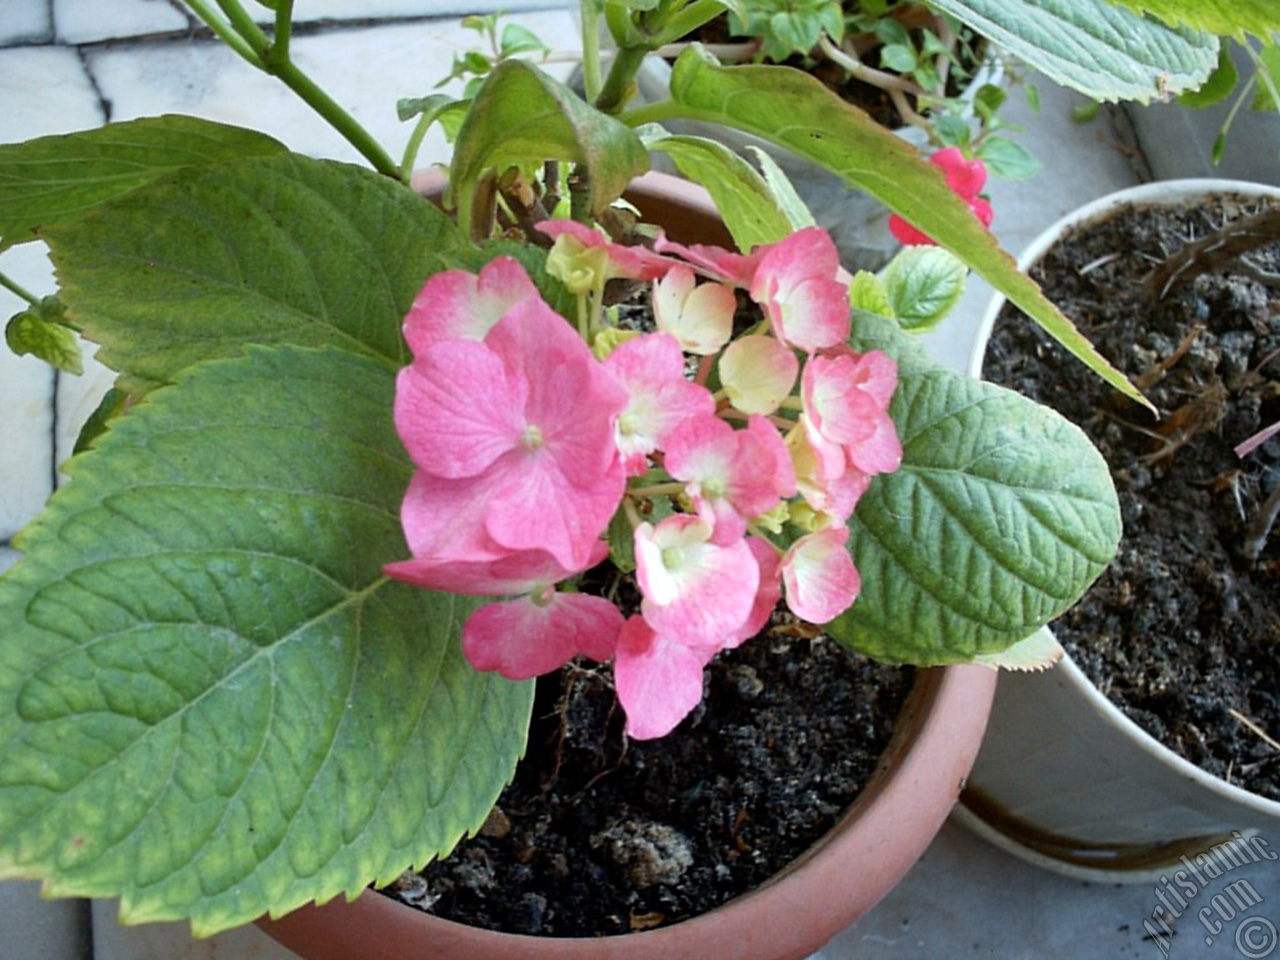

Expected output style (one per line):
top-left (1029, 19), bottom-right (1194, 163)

top-left (484, 298), bottom-right (629, 486)
top-left (782, 526), bottom-right (861, 624)
top-left (394, 341), bottom-right (528, 479)
top-left (403, 257), bottom-right (541, 354)
top-left (614, 617), bottom-right (712, 740)
top-left (719, 335), bottom-right (799, 416)
top-left (653, 266), bottom-right (736, 356)
top-left (634, 515), bottom-right (759, 648)
top-left (726, 537), bottom-right (783, 648)
top-left (385, 541), bottom-right (608, 597)
top-left (536, 219), bottom-right (675, 281)
top-left (462, 590), bottom-right (625, 680)
top-left (749, 228), bottom-right (850, 353)
top-left (393, 298), bottom-right (627, 572)
top-left (603, 332), bottom-right (716, 472)
top-left (844, 408), bottom-right (903, 476)
top-left (664, 415), bottom-right (786, 544)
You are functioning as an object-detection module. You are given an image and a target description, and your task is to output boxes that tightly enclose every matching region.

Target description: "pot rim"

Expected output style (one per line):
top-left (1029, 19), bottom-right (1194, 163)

top-left (967, 177), bottom-right (1280, 817)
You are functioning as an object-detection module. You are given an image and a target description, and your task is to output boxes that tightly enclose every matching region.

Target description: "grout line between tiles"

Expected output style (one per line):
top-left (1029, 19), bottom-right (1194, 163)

top-left (74, 46), bottom-right (113, 123)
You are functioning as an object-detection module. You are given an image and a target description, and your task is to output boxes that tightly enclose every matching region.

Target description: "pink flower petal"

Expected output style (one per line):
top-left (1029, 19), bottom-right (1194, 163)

top-left (385, 541), bottom-right (608, 597)
top-left (719, 335), bottom-right (800, 416)
top-left (782, 526), bottom-right (861, 624)
top-left (652, 236), bottom-right (763, 288)
top-left (604, 332), bottom-right (716, 472)
top-left (931, 147), bottom-right (987, 200)
top-left (749, 228), bottom-right (850, 353)
top-left (403, 257), bottom-right (541, 353)
top-left (726, 536), bottom-right (783, 648)
top-left (844, 409), bottom-right (903, 476)
top-left (394, 340), bottom-right (529, 479)
top-left (634, 515), bottom-right (759, 648)
top-left (462, 589), bottom-right (624, 680)
top-left (613, 617), bottom-right (711, 739)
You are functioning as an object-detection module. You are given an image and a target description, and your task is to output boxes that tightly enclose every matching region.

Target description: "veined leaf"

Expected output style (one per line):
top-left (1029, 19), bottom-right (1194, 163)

top-left (926, 0), bottom-right (1219, 103)
top-left (45, 153), bottom-right (462, 393)
top-left (450, 59), bottom-right (648, 236)
top-left (660, 48), bottom-right (1152, 410)
top-left (1102, 0), bottom-right (1280, 43)
top-left (830, 318), bottom-right (1121, 664)
top-left (642, 129), bottom-right (794, 251)
top-left (0, 116), bottom-right (285, 248)
top-left (0, 345), bottom-right (533, 936)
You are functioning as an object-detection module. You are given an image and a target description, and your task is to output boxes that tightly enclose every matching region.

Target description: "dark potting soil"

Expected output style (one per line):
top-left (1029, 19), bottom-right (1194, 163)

top-left (984, 193), bottom-right (1280, 800)
top-left (388, 628), bottom-right (913, 937)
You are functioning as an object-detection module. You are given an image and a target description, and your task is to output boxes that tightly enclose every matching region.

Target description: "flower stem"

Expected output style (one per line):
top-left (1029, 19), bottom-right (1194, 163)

top-left (192, 0), bottom-right (402, 180)
top-left (0, 269), bottom-right (39, 305)
top-left (628, 481), bottom-right (686, 498)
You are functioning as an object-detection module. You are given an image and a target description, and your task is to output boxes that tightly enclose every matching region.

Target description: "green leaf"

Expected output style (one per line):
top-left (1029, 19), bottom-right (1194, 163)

top-left (661, 48), bottom-right (1152, 411)
top-left (1178, 43), bottom-right (1239, 108)
top-left (0, 345), bottom-right (534, 935)
top-left (881, 247), bottom-right (967, 332)
top-left (1100, 0), bottom-right (1280, 43)
top-left (745, 146), bottom-right (817, 231)
top-left (5, 296), bottom-right (81, 374)
top-left (977, 136), bottom-right (1042, 180)
top-left (643, 131), bottom-right (793, 252)
top-left (1251, 43), bottom-right (1280, 112)
top-left (830, 318), bottom-right (1121, 664)
top-left (972, 626), bottom-right (1065, 671)
top-left (925, 0), bottom-right (1219, 103)
top-left (450, 60), bottom-right (648, 236)
top-left (500, 23), bottom-right (550, 57)
top-left (44, 153), bottom-right (462, 393)
top-left (0, 116), bottom-right (285, 248)
top-left (848, 271), bottom-right (895, 319)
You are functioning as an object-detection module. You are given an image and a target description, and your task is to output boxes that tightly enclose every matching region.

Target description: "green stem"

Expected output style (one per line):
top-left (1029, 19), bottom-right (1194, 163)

top-left (400, 112), bottom-right (435, 179)
top-left (189, 0), bottom-right (401, 180)
top-left (214, 0), bottom-right (271, 54)
top-left (595, 44), bottom-right (651, 114)
top-left (650, 0), bottom-right (726, 48)
top-left (628, 481), bottom-right (686, 498)
top-left (0, 269), bottom-right (39, 305)
top-left (581, 0), bottom-right (604, 104)
top-left (184, 0), bottom-right (264, 65)
top-left (268, 0), bottom-right (295, 69)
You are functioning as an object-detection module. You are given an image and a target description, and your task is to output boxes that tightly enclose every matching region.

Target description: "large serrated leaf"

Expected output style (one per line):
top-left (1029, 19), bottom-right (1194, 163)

top-left (0, 345), bottom-right (533, 936)
top-left (1103, 0), bottom-right (1280, 43)
top-left (828, 318), bottom-right (1120, 664)
top-left (0, 116), bottom-right (286, 248)
top-left (926, 0), bottom-right (1218, 103)
top-left (660, 48), bottom-right (1153, 411)
top-left (44, 153), bottom-right (461, 393)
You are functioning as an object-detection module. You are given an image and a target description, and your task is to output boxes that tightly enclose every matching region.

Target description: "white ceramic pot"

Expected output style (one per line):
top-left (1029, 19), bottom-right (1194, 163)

top-left (633, 50), bottom-right (1002, 273)
top-left (956, 179), bottom-right (1280, 883)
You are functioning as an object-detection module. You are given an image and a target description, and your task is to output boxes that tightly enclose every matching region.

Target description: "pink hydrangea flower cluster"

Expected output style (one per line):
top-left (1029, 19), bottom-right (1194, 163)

top-left (387, 224), bottom-right (903, 739)
top-left (888, 147), bottom-right (993, 247)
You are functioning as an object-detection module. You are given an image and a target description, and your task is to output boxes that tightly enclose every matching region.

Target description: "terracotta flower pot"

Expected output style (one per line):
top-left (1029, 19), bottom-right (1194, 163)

top-left (259, 664), bottom-right (994, 960)
top-left (957, 180), bottom-right (1280, 883)
top-left (257, 171), bottom-right (997, 958)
